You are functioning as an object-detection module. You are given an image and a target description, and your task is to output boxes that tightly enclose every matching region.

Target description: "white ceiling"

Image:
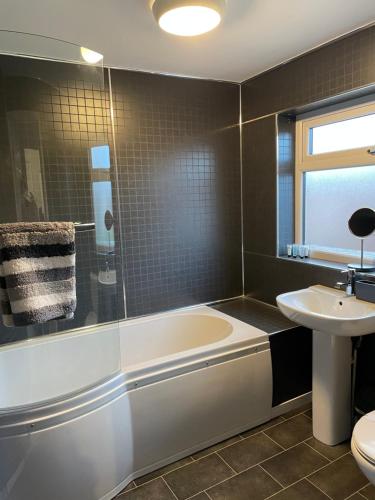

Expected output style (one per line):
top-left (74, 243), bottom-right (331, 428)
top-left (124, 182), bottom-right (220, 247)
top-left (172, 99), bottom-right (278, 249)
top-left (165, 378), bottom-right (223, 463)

top-left (0, 0), bottom-right (374, 82)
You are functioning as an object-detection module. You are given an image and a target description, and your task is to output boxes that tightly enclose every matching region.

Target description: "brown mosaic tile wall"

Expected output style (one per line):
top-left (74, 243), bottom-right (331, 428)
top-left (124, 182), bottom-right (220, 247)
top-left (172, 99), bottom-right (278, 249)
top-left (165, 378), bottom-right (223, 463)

top-left (111, 69), bottom-right (242, 317)
top-left (0, 56), bottom-right (242, 343)
top-left (0, 55), bottom-right (124, 345)
top-left (242, 25), bottom-right (375, 121)
top-left (241, 25), bottom-right (375, 304)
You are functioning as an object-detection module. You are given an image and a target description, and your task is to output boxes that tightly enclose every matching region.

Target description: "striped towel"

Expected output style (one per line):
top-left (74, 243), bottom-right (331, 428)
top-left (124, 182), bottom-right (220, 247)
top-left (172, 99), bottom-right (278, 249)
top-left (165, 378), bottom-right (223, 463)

top-left (0, 222), bottom-right (76, 327)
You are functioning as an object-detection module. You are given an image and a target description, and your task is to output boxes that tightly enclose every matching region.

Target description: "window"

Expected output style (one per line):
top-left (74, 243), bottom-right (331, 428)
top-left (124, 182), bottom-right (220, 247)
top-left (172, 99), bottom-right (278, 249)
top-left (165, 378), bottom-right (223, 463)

top-left (89, 145), bottom-right (115, 254)
top-left (90, 145), bottom-right (110, 169)
top-left (295, 102), bottom-right (375, 265)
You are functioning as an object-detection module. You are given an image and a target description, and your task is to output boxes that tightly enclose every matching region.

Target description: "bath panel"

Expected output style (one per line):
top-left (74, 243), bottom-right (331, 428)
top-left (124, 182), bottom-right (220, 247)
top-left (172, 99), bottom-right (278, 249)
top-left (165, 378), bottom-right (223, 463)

top-left (0, 306), bottom-right (272, 499)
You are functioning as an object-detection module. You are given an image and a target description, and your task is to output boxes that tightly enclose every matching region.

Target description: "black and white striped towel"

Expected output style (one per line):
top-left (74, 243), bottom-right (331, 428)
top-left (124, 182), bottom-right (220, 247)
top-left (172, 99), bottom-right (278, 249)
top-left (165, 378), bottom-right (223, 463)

top-left (0, 222), bottom-right (76, 327)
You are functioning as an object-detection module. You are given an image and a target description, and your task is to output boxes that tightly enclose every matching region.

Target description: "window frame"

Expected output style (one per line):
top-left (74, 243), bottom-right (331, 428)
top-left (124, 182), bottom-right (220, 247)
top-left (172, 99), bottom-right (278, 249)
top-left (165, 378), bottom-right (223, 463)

top-left (295, 101), bottom-right (375, 264)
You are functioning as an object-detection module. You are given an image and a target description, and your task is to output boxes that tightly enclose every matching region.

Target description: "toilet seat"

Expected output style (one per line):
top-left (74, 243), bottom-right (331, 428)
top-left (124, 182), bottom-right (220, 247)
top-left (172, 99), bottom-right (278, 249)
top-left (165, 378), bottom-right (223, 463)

top-left (352, 410), bottom-right (375, 466)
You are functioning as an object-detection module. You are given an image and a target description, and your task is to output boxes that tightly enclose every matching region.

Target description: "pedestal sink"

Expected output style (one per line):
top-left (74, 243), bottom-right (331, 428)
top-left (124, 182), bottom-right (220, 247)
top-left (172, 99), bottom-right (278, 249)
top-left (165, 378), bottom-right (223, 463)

top-left (277, 285), bottom-right (375, 446)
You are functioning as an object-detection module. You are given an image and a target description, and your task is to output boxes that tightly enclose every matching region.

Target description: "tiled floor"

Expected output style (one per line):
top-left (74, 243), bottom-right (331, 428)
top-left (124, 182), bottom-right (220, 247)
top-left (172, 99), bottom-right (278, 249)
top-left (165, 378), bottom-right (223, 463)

top-left (116, 404), bottom-right (374, 500)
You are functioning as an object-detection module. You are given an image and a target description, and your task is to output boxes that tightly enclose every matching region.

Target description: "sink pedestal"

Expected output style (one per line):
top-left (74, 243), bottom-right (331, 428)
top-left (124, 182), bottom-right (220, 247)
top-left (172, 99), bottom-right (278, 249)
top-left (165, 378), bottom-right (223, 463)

top-left (313, 331), bottom-right (352, 445)
top-left (277, 285), bottom-right (375, 445)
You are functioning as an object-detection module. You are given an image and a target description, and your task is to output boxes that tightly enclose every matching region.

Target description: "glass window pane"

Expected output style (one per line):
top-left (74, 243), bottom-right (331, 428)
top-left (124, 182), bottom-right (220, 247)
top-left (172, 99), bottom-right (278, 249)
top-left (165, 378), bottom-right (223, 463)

top-left (304, 165), bottom-right (375, 252)
top-left (310, 114), bottom-right (375, 155)
top-left (92, 181), bottom-right (115, 253)
top-left (91, 145), bottom-right (110, 169)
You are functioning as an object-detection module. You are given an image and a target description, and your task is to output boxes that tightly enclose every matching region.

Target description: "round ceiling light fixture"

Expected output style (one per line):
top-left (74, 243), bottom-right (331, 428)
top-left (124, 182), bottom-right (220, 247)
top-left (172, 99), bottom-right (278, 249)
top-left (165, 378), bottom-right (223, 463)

top-left (80, 47), bottom-right (103, 64)
top-left (151, 0), bottom-right (226, 37)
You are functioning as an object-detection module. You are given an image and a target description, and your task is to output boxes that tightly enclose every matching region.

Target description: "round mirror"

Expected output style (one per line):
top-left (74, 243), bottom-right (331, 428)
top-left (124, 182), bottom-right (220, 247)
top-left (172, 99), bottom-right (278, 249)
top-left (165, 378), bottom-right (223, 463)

top-left (348, 208), bottom-right (375, 238)
top-left (104, 210), bottom-right (114, 231)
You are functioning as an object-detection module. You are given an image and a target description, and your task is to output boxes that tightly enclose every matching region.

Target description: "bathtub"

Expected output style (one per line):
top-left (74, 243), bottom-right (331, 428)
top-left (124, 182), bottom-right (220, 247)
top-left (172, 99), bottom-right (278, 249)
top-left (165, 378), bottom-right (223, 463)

top-left (0, 305), bottom-right (272, 500)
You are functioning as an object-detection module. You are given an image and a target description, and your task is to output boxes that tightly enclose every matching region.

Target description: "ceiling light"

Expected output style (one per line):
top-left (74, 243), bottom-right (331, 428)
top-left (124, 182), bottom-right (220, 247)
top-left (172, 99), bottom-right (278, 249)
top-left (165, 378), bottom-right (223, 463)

top-left (80, 47), bottom-right (103, 64)
top-left (151, 0), bottom-right (225, 37)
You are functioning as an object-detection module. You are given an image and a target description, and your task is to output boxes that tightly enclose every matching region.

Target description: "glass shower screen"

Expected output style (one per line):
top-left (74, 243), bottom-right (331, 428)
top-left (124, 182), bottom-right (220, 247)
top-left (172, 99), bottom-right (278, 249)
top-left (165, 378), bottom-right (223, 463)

top-left (0, 31), bottom-right (123, 410)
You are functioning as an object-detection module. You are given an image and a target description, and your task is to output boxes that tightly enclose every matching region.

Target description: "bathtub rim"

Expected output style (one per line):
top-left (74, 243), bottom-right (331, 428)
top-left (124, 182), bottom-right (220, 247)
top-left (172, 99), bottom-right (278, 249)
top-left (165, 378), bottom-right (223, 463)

top-left (119, 305), bottom-right (268, 370)
top-left (0, 295), bottom-right (244, 353)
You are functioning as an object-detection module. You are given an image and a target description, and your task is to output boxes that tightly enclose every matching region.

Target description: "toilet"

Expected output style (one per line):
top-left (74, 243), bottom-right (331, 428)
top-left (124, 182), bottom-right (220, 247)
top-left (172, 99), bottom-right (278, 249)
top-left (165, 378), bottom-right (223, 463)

top-left (352, 411), bottom-right (375, 484)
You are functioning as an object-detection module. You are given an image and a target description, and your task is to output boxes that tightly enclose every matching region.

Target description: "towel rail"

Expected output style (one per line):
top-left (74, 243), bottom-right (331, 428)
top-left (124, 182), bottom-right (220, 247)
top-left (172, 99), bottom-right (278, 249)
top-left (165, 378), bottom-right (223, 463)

top-left (74, 222), bottom-right (95, 232)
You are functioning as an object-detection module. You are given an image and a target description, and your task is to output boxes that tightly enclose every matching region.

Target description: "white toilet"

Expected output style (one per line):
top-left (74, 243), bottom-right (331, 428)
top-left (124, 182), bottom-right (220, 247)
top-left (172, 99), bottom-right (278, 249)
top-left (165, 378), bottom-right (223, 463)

top-left (352, 411), bottom-right (375, 484)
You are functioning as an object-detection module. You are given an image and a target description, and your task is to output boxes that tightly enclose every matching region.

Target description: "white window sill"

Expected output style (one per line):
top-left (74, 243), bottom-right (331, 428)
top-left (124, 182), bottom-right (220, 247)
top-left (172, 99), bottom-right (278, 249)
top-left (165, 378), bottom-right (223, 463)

top-left (278, 255), bottom-right (349, 271)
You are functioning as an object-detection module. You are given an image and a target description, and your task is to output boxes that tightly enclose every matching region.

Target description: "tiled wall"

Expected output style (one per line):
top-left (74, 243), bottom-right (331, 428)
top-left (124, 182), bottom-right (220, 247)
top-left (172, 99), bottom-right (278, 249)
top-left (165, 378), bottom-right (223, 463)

top-left (0, 55), bottom-right (123, 344)
top-left (2, 23), bottom-right (374, 344)
top-left (242, 115), bottom-right (277, 258)
top-left (111, 69), bottom-right (242, 317)
top-left (0, 56), bottom-right (242, 344)
top-left (242, 25), bottom-right (375, 121)
top-left (241, 25), bottom-right (375, 304)
top-left (277, 115), bottom-right (295, 257)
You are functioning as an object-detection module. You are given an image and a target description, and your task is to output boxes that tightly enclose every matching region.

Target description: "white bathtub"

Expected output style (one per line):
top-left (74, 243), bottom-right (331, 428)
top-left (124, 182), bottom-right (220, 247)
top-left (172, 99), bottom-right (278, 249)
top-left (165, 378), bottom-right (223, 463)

top-left (0, 306), bottom-right (272, 500)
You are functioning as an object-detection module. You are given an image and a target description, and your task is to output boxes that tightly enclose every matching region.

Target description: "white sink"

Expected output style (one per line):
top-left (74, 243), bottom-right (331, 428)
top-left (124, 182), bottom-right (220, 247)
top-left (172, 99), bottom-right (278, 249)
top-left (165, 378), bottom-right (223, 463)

top-left (277, 284), bottom-right (375, 447)
top-left (277, 285), bottom-right (375, 337)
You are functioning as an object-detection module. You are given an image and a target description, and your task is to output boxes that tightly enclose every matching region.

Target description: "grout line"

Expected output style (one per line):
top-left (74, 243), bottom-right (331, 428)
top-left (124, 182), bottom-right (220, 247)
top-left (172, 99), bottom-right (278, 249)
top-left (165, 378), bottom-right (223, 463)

top-left (191, 442), bottom-right (301, 497)
top-left (281, 407), bottom-right (313, 421)
top-left (260, 431), bottom-right (286, 451)
top-left (342, 484), bottom-right (370, 500)
top-left (164, 452), bottom-right (243, 498)
top-left (244, 442), bottom-right (331, 488)
top-left (240, 417), bottom-right (292, 440)
top-left (239, 83), bottom-right (245, 295)
top-left (107, 67), bottom-right (128, 320)
top-left (253, 440), bottom-right (303, 464)
top-left (166, 437), bottom-right (354, 500)
top-left (182, 463), bottom-right (245, 498)
top-left (120, 410), bottom-right (334, 500)
top-left (189, 475), bottom-right (233, 496)
top-left (304, 451), bottom-right (353, 481)
top-left (134, 457), bottom-right (195, 488)
top-left (303, 440), bottom-right (335, 462)
top-left (263, 475), bottom-right (333, 500)
top-left (145, 433), bottom-right (341, 500)
top-left (116, 481), bottom-right (138, 497)
top-left (186, 493), bottom-right (208, 500)
top-left (214, 452), bottom-right (237, 476)
top-left (264, 488), bottom-right (284, 499)
top-left (263, 451), bottom-right (346, 500)
top-left (258, 463), bottom-right (285, 489)
top-left (162, 477), bottom-right (179, 500)
top-left (191, 436), bottom-right (243, 461)
top-left (356, 490), bottom-right (368, 499)
top-left (305, 477), bottom-right (333, 499)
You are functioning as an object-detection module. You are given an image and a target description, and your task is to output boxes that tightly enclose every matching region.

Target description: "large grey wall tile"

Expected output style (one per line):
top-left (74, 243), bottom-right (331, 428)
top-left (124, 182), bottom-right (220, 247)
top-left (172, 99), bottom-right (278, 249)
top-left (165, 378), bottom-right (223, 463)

top-left (277, 115), bottom-right (295, 256)
top-left (242, 115), bottom-right (277, 256)
top-left (244, 252), bottom-right (341, 305)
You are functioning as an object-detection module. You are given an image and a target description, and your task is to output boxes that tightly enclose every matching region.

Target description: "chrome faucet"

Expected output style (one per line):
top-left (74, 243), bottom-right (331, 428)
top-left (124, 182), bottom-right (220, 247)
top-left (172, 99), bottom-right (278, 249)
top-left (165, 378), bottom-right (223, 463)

top-left (335, 269), bottom-right (356, 296)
